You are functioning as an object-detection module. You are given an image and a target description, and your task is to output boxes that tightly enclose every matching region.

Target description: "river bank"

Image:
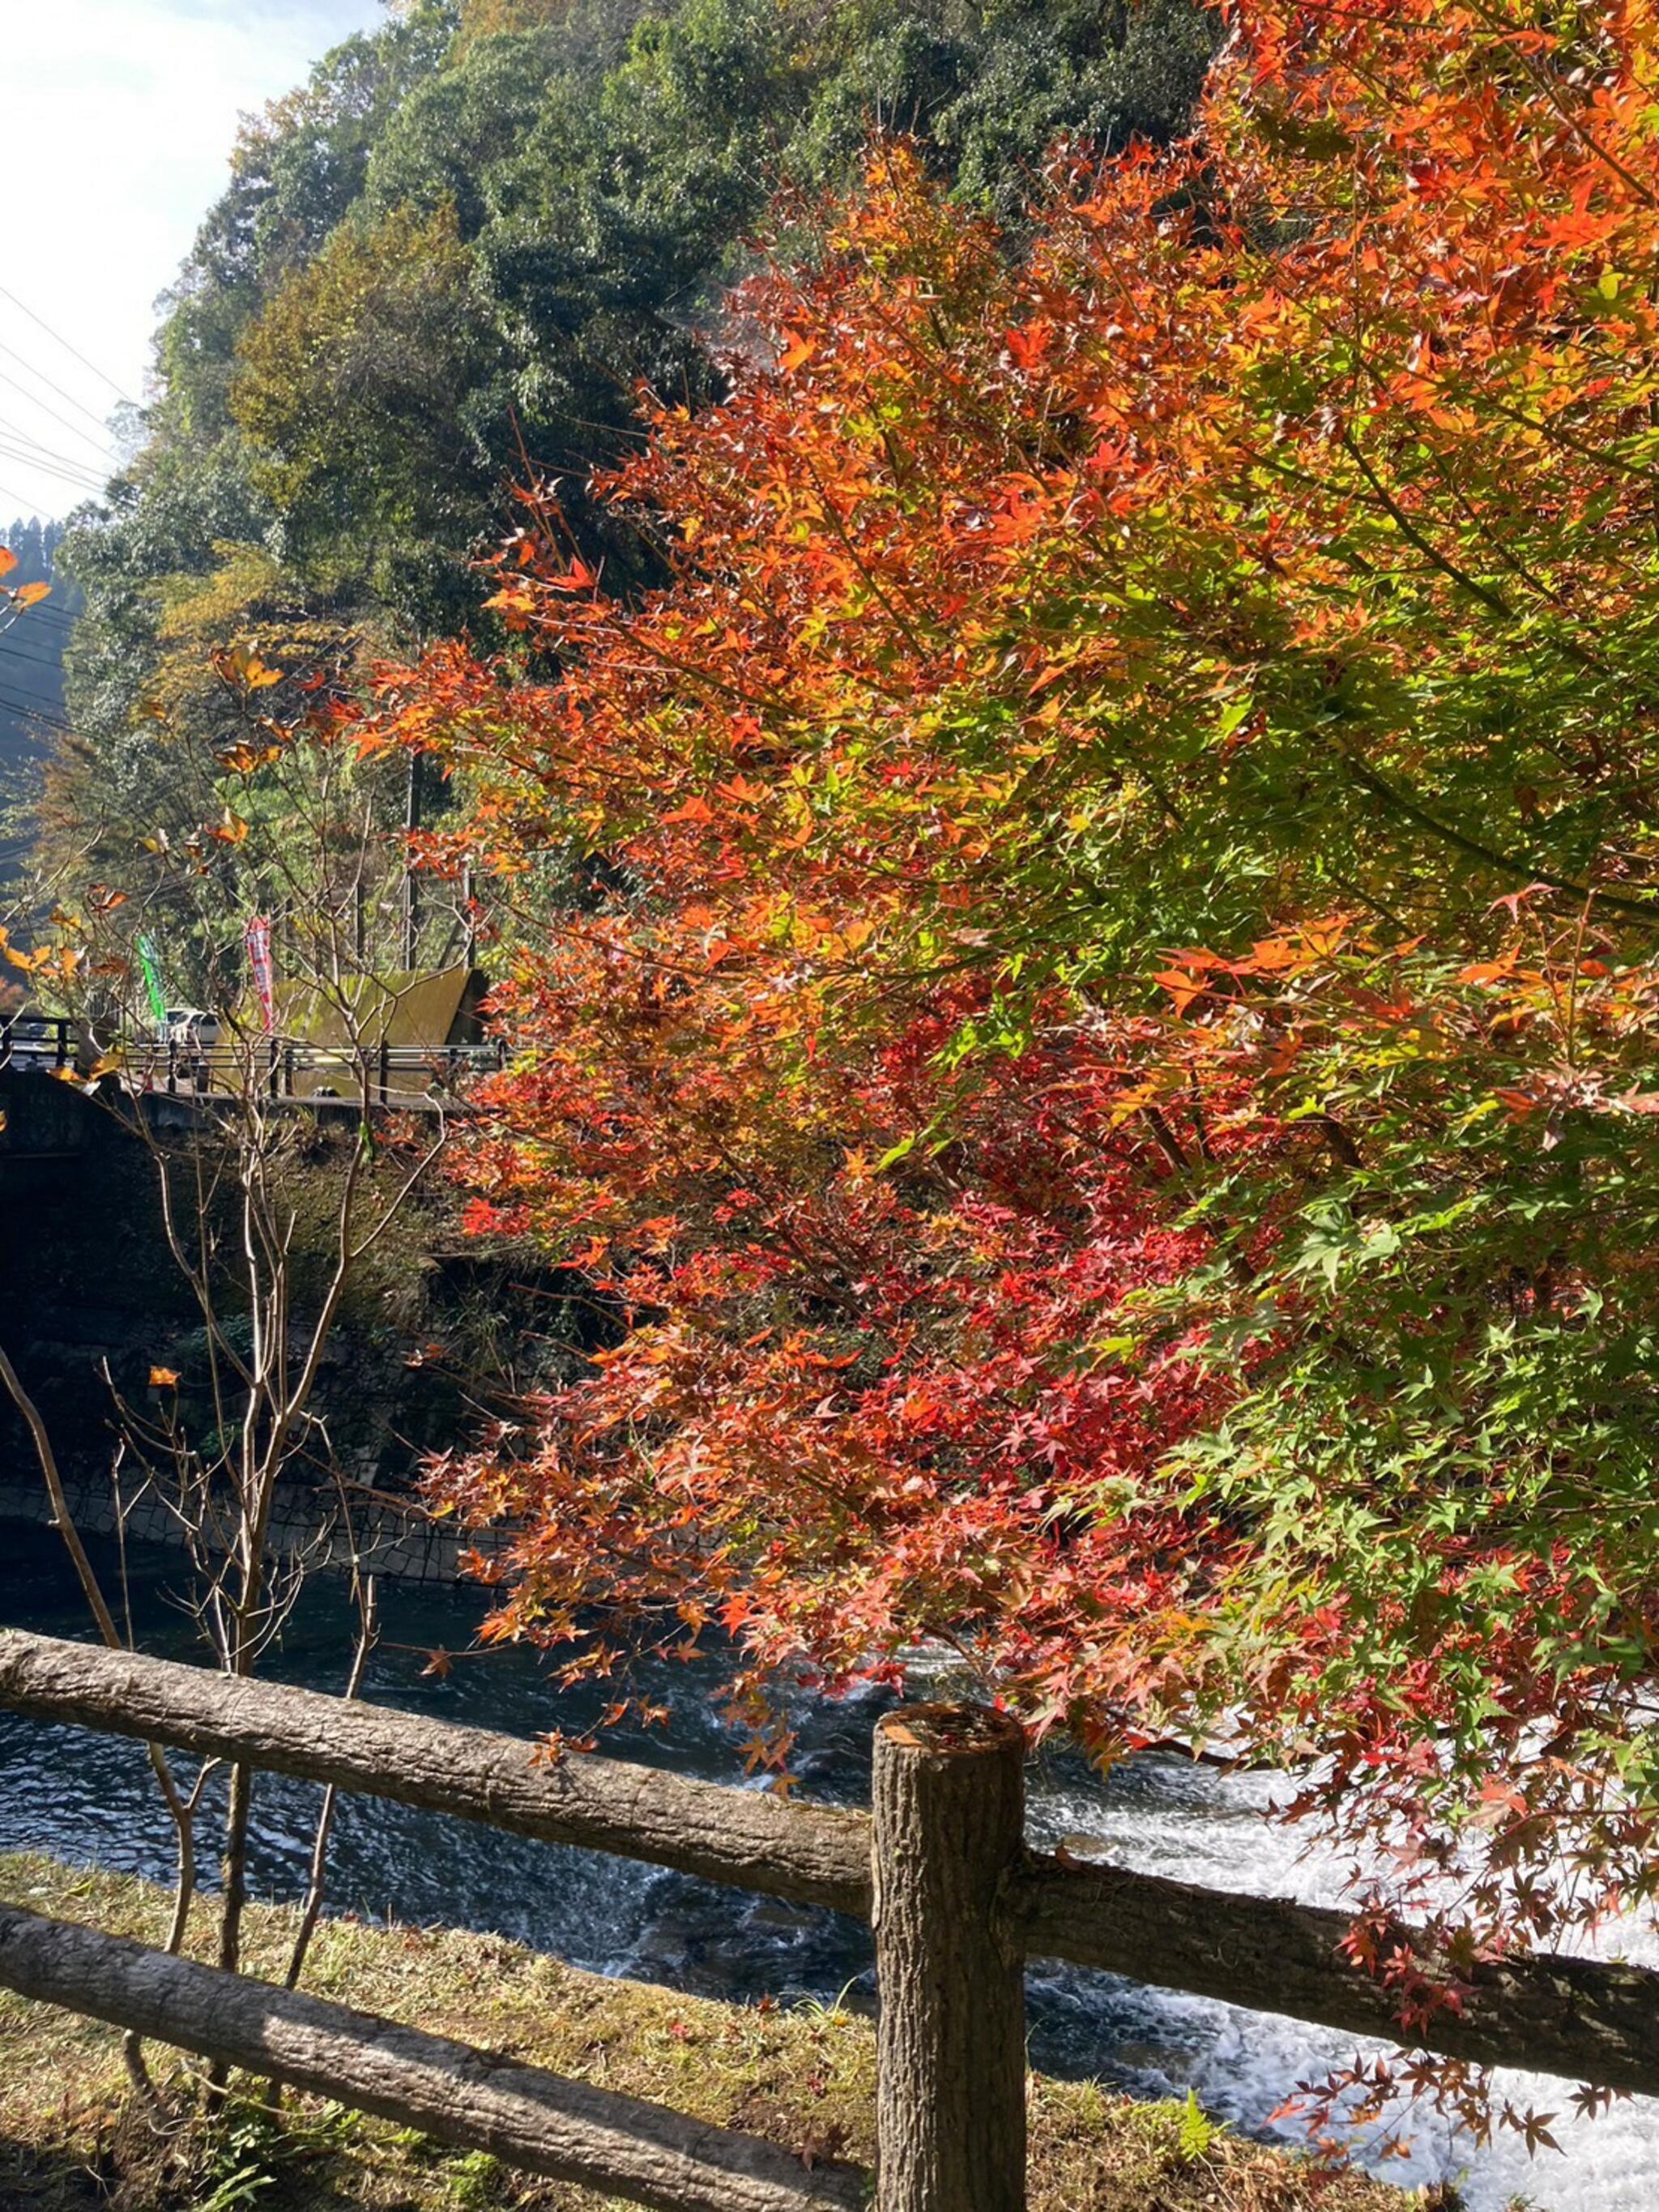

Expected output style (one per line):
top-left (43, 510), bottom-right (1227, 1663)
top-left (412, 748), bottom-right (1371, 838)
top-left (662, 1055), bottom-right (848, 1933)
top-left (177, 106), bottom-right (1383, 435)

top-left (0, 1852), bottom-right (1410, 2212)
top-left (3, 1516), bottom-right (1655, 2208)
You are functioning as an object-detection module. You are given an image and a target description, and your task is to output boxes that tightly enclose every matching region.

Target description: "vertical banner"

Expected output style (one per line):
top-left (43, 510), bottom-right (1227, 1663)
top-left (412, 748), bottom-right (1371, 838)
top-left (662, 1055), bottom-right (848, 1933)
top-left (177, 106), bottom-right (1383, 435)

top-left (245, 914), bottom-right (275, 1034)
top-left (135, 935), bottom-right (168, 1028)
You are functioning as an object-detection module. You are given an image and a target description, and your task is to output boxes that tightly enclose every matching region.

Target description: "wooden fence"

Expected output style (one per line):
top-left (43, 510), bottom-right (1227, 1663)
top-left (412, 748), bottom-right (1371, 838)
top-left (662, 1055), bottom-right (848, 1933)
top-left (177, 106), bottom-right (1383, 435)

top-left (2, 1629), bottom-right (1657, 2212)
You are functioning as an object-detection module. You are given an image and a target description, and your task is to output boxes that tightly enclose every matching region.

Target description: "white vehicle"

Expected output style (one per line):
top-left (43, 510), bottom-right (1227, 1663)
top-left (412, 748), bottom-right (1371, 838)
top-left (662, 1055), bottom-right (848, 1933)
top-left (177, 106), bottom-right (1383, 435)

top-left (160, 1008), bottom-right (224, 1051)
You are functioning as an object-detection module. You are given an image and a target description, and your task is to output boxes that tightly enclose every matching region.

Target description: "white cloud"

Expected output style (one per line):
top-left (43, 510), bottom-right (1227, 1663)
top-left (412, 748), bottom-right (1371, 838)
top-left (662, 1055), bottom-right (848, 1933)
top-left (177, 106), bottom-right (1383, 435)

top-left (1, 0), bottom-right (386, 523)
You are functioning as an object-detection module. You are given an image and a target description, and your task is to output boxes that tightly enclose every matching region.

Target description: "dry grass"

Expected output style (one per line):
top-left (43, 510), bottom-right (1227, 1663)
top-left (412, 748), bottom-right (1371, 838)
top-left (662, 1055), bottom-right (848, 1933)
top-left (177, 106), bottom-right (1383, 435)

top-left (0, 1851), bottom-right (1420, 2212)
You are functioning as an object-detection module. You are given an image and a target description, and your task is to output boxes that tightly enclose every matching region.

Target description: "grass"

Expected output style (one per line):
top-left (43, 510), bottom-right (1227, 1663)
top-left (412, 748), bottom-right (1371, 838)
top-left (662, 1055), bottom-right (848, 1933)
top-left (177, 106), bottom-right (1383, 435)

top-left (0, 1850), bottom-right (1425, 2212)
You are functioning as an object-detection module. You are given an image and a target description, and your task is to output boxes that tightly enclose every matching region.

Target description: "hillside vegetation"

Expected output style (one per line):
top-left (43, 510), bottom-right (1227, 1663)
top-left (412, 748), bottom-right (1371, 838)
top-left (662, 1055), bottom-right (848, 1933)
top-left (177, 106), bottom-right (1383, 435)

top-left (16, 0), bottom-right (1659, 2182)
top-left (43, 0), bottom-right (1213, 905)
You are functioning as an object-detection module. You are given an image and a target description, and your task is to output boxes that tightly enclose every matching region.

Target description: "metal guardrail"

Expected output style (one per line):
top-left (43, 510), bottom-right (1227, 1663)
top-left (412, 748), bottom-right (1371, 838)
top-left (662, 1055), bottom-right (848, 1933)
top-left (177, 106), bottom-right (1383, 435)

top-left (129, 1038), bottom-right (507, 1106)
top-left (0, 1020), bottom-right (506, 1106)
top-left (0, 1014), bottom-right (75, 1070)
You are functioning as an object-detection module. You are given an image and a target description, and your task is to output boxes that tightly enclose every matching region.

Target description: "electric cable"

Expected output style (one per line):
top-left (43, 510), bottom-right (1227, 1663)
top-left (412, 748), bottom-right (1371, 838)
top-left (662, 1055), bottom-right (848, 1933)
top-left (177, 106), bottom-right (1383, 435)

top-left (0, 687), bottom-right (74, 737)
top-left (1, 607), bottom-right (78, 638)
top-left (0, 452), bottom-right (104, 497)
top-left (0, 283), bottom-right (139, 406)
top-left (0, 364), bottom-right (119, 466)
top-left (0, 424), bottom-right (105, 481)
top-left (0, 606), bottom-right (78, 641)
top-left (0, 635), bottom-right (69, 677)
top-left (0, 441), bottom-right (106, 497)
top-left (0, 335), bottom-right (122, 438)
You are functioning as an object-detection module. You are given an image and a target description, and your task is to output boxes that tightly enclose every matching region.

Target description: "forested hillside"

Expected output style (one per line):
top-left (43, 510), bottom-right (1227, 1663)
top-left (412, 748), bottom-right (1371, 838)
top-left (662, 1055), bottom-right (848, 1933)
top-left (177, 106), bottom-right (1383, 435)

top-left (44, 0), bottom-right (1215, 905)
top-left (0, 518), bottom-right (70, 881)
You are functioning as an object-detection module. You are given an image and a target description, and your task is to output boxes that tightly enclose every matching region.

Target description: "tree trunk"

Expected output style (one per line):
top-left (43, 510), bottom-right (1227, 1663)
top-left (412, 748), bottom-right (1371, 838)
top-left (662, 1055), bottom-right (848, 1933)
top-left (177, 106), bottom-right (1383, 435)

top-left (872, 1704), bottom-right (1026, 2212)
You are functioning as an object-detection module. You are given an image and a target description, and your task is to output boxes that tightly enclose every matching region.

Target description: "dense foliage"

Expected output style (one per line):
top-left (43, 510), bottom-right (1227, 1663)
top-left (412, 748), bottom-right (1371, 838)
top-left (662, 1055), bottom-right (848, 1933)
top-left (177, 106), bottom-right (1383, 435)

top-left (348, 0), bottom-right (1659, 2122)
top-left (0, 518), bottom-right (70, 876)
top-left (42, 0), bottom-right (1213, 914)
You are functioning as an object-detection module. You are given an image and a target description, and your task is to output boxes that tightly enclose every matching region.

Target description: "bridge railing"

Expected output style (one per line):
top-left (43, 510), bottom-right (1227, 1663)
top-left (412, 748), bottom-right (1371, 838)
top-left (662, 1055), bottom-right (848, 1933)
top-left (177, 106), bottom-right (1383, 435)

top-left (0, 1013), bottom-right (75, 1070)
top-left (126, 1036), bottom-right (507, 1106)
top-left (0, 1020), bottom-right (507, 1106)
top-left (2, 1629), bottom-right (1657, 2212)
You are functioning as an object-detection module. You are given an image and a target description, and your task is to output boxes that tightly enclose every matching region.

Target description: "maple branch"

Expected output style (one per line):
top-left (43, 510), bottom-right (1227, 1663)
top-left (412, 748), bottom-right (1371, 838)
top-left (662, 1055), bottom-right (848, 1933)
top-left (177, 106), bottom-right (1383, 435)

top-left (1337, 432), bottom-right (1512, 620)
top-left (1336, 739), bottom-right (1659, 923)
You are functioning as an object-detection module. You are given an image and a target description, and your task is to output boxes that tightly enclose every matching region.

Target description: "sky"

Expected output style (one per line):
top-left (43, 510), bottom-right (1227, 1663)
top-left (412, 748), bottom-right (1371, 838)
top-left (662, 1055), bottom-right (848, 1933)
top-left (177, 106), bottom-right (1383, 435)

top-left (2, 0), bottom-right (386, 526)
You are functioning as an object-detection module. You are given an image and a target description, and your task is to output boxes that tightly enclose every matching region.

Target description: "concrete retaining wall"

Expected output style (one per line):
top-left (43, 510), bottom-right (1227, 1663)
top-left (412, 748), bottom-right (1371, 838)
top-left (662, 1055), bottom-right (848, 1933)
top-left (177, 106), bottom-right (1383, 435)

top-left (0, 1473), bottom-right (518, 1588)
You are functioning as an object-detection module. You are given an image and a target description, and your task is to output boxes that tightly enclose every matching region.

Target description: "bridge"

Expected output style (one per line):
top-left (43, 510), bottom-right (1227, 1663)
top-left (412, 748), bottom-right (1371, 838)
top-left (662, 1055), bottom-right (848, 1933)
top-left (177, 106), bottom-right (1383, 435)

top-left (0, 1013), bottom-right (505, 1116)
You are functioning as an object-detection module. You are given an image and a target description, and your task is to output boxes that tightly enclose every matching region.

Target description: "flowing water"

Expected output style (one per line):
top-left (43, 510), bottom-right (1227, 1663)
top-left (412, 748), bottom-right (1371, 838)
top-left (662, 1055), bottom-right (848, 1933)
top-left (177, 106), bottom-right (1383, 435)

top-left (2, 1518), bottom-right (1654, 2210)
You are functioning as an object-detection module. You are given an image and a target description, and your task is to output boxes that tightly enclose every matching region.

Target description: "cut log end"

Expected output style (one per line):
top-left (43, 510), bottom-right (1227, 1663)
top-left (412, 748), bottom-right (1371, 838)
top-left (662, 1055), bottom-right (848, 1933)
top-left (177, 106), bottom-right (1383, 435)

top-left (877, 1705), bottom-right (1025, 1760)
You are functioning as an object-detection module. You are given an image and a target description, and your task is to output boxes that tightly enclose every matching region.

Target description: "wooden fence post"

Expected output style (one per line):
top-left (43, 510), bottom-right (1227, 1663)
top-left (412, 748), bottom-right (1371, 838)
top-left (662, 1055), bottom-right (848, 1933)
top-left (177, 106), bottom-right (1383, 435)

top-left (872, 1703), bottom-right (1026, 2212)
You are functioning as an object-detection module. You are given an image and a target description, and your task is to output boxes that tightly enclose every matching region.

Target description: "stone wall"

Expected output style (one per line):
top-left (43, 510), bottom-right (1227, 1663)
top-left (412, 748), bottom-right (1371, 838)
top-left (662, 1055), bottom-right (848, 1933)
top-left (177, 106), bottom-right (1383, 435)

top-left (0, 1472), bottom-right (518, 1588)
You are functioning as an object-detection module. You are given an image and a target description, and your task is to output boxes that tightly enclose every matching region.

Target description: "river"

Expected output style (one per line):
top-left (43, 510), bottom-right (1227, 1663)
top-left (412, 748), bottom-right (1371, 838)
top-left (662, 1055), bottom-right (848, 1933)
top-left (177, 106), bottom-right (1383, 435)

top-left (2, 1518), bottom-right (1653, 2210)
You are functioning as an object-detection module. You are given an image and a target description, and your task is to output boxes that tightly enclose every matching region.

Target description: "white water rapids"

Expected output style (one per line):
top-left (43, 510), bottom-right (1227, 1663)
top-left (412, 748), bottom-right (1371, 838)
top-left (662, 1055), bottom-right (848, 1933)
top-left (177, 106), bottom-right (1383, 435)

top-left (1025, 1751), bottom-right (1659, 2210)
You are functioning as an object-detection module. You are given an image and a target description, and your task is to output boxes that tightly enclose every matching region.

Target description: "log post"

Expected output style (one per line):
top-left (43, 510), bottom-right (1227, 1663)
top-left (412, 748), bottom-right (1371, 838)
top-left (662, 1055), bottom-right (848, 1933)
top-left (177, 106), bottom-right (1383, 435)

top-left (871, 1703), bottom-right (1026, 2212)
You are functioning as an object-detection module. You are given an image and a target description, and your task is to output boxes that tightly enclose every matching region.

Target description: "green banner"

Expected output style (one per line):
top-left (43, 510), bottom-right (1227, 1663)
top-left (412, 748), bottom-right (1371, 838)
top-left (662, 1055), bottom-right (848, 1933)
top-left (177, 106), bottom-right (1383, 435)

top-left (135, 935), bottom-right (168, 1026)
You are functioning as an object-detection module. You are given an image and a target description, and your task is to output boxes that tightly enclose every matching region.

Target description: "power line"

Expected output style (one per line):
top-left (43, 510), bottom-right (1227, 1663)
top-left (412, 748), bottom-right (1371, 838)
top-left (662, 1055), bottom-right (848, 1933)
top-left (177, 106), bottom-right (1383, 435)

top-left (3, 602), bottom-right (79, 633)
top-left (0, 586), bottom-right (77, 622)
top-left (0, 335), bottom-right (121, 439)
top-left (0, 574), bottom-right (79, 612)
top-left (0, 614), bottom-right (85, 658)
top-left (0, 420), bottom-right (106, 479)
top-left (0, 684), bottom-right (74, 737)
top-left (0, 436), bottom-right (104, 489)
top-left (0, 628), bottom-right (68, 674)
top-left (0, 437), bottom-right (106, 497)
top-left (0, 283), bottom-right (138, 407)
top-left (0, 634), bottom-right (67, 677)
top-left (0, 480), bottom-right (68, 522)
top-left (0, 686), bottom-right (74, 734)
top-left (0, 468), bottom-right (101, 509)
top-left (0, 671), bottom-right (68, 714)
top-left (0, 364), bottom-right (118, 467)
top-left (0, 481), bottom-right (106, 528)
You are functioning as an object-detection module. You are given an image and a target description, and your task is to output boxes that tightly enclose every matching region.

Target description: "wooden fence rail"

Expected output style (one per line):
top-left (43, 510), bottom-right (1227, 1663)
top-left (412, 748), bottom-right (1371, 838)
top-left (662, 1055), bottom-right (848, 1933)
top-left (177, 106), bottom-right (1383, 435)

top-left (3, 1626), bottom-right (1658, 2210)
top-left (0, 1901), bottom-right (862, 2212)
top-left (0, 1631), bottom-right (869, 1913)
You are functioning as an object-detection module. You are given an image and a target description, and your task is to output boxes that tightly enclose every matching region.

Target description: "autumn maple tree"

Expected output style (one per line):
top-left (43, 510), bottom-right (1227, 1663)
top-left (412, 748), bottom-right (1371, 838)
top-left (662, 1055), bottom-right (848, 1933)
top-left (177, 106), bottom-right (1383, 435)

top-left (0, 543), bottom-right (51, 621)
top-left (358, 0), bottom-right (1659, 2117)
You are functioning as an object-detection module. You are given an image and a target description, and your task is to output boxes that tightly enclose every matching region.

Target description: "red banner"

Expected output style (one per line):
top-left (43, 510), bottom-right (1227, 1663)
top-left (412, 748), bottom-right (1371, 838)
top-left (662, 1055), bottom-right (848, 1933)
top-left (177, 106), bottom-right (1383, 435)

top-left (245, 914), bottom-right (275, 1034)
